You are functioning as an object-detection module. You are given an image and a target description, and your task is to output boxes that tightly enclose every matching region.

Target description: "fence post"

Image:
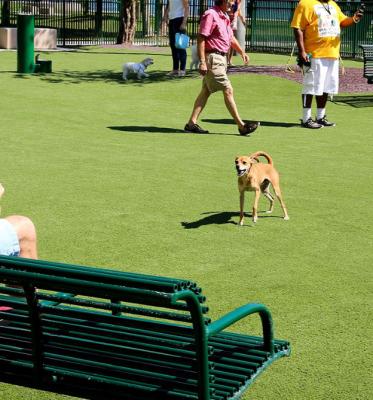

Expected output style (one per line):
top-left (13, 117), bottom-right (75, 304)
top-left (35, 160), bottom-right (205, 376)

top-left (154, 0), bottom-right (162, 45)
top-left (248, 0), bottom-right (255, 49)
top-left (95, 0), bottom-right (103, 36)
top-left (17, 13), bottom-right (35, 73)
top-left (1, 0), bottom-right (11, 26)
top-left (62, 0), bottom-right (66, 47)
top-left (140, 0), bottom-right (148, 37)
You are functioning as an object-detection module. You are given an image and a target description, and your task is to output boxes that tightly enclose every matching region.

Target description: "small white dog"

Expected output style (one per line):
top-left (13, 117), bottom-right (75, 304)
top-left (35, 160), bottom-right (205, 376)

top-left (122, 57), bottom-right (154, 80)
top-left (190, 45), bottom-right (199, 70)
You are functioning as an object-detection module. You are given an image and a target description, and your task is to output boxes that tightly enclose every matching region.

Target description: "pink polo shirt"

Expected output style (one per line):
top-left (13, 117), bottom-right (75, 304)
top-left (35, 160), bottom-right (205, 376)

top-left (199, 6), bottom-right (233, 54)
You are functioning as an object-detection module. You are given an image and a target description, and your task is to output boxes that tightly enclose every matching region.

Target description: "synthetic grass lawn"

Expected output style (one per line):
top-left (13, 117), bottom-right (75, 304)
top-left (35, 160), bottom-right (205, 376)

top-left (0, 47), bottom-right (372, 400)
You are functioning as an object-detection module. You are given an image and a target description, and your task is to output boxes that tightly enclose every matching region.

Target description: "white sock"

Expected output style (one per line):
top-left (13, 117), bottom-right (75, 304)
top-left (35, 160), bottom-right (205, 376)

top-left (317, 108), bottom-right (326, 120)
top-left (303, 108), bottom-right (312, 123)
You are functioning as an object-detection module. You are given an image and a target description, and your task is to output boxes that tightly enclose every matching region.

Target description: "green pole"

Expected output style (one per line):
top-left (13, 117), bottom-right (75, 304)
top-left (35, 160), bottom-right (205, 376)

top-left (17, 13), bottom-right (35, 73)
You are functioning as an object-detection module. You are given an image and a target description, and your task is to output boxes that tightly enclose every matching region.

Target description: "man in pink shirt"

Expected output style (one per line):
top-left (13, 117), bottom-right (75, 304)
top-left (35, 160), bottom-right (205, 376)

top-left (184, 0), bottom-right (259, 135)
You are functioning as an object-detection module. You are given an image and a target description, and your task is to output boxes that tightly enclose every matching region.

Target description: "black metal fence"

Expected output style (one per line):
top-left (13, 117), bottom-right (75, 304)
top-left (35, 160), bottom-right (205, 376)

top-left (0, 0), bottom-right (372, 57)
top-left (249, 0), bottom-right (373, 58)
top-left (0, 0), bottom-right (123, 45)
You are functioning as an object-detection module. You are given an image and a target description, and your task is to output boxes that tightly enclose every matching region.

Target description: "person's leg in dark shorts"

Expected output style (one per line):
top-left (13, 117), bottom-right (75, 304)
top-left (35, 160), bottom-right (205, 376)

top-left (168, 17), bottom-right (187, 77)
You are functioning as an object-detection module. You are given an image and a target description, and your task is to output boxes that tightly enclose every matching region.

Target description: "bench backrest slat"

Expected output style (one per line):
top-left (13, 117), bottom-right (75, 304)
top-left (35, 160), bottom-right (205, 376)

top-left (0, 257), bottom-right (198, 293)
top-left (0, 255), bottom-right (210, 328)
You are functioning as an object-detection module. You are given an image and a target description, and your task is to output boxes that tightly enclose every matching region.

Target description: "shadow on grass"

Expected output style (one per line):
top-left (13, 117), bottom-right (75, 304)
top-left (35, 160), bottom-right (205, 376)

top-left (181, 211), bottom-right (285, 229)
top-left (108, 126), bottom-right (185, 134)
top-left (330, 95), bottom-right (373, 108)
top-left (11, 69), bottom-right (199, 85)
top-left (201, 119), bottom-right (299, 128)
top-left (108, 126), bottom-right (234, 136)
top-left (0, 373), bottom-right (165, 400)
top-left (181, 211), bottom-right (240, 228)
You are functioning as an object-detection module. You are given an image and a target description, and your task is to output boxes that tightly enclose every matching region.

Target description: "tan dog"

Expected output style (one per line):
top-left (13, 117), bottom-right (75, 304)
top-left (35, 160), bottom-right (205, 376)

top-left (235, 151), bottom-right (289, 224)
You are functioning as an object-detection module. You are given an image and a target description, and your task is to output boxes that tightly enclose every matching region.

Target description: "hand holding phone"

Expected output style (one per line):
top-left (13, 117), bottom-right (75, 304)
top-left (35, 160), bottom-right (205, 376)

top-left (354, 3), bottom-right (365, 22)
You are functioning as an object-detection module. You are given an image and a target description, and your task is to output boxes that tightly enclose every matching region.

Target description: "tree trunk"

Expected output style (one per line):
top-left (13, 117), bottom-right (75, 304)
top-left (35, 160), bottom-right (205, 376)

top-left (117, 0), bottom-right (137, 44)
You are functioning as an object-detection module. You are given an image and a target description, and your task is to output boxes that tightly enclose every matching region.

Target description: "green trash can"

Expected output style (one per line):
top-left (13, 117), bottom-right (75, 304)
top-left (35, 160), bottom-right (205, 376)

top-left (34, 54), bottom-right (52, 73)
top-left (17, 14), bottom-right (35, 73)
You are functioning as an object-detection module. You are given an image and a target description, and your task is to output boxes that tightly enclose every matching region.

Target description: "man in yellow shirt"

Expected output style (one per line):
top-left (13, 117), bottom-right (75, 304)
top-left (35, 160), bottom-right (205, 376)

top-left (291, 0), bottom-right (364, 129)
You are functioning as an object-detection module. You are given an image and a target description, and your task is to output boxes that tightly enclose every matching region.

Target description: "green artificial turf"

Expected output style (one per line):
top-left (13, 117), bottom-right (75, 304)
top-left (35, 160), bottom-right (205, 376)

top-left (0, 47), bottom-right (372, 400)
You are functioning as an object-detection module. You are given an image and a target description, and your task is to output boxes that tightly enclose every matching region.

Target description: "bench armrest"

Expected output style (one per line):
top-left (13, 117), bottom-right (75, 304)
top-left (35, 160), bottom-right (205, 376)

top-left (207, 303), bottom-right (274, 355)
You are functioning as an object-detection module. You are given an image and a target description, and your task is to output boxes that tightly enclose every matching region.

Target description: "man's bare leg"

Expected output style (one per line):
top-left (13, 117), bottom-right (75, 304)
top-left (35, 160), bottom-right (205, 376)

top-left (187, 84), bottom-right (211, 125)
top-left (223, 86), bottom-right (245, 130)
top-left (5, 215), bottom-right (37, 259)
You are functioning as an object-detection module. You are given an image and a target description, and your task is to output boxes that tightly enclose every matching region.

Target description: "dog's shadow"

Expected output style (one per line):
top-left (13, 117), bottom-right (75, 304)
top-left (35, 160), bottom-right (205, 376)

top-left (181, 211), bottom-right (242, 229)
top-left (181, 211), bottom-right (284, 229)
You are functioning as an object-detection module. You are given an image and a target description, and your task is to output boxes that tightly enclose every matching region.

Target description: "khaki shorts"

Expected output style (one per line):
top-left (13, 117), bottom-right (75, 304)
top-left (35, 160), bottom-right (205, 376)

top-left (203, 53), bottom-right (232, 93)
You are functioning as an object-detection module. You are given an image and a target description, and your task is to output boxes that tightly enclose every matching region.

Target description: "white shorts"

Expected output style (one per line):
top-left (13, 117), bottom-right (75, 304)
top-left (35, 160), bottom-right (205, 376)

top-left (302, 58), bottom-right (339, 96)
top-left (0, 219), bottom-right (20, 256)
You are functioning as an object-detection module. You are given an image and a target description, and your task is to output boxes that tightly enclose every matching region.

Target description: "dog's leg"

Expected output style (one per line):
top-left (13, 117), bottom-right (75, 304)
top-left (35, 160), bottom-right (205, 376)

top-left (252, 189), bottom-right (261, 223)
top-left (272, 184), bottom-right (289, 220)
top-left (263, 190), bottom-right (274, 213)
top-left (239, 191), bottom-right (245, 226)
top-left (261, 180), bottom-right (274, 213)
top-left (122, 68), bottom-right (128, 80)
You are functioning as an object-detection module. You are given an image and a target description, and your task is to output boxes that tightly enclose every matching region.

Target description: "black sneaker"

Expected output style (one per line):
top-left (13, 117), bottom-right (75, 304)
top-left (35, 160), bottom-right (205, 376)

top-left (239, 121), bottom-right (260, 136)
top-left (301, 118), bottom-right (323, 129)
top-left (184, 123), bottom-right (209, 134)
top-left (316, 116), bottom-right (336, 127)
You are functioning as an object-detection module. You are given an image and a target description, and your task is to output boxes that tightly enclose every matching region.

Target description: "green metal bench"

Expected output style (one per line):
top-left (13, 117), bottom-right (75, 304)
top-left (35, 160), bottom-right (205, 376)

top-left (360, 44), bottom-right (373, 84)
top-left (0, 255), bottom-right (290, 400)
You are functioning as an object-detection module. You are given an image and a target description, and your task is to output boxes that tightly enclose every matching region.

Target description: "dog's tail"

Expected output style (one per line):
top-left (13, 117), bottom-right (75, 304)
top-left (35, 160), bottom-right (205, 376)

top-left (249, 151), bottom-right (273, 165)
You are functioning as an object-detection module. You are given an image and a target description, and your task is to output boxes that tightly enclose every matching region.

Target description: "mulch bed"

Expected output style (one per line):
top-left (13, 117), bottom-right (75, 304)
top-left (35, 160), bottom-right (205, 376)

top-left (228, 65), bottom-right (373, 93)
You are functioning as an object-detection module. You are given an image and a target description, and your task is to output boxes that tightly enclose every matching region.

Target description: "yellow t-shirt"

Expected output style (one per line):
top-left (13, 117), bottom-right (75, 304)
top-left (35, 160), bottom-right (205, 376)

top-left (291, 0), bottom-right (348, 59)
